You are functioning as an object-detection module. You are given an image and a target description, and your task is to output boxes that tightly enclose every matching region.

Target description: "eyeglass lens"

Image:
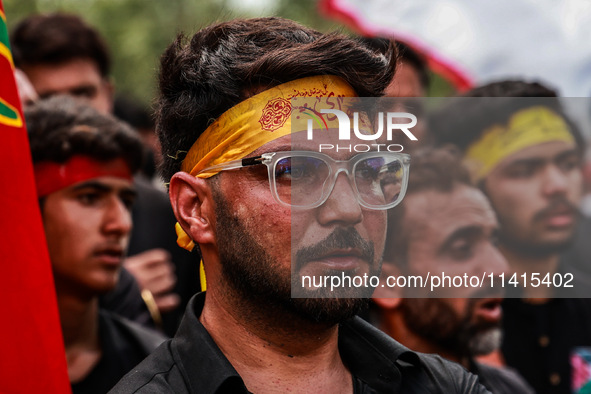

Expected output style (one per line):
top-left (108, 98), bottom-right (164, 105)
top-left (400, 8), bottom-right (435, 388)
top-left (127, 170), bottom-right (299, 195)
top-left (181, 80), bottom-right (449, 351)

top-left (273, 155), bottom-right (404, 208)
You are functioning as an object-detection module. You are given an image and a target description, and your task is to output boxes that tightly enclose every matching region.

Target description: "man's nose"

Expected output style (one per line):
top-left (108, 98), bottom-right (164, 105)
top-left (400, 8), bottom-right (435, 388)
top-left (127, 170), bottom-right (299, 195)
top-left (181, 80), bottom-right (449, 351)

top-left (541, 164), bottom-right (569, 197)
top-left (102, 196), bottom-right (133, 237)
top-left (316, 172), bottom-right (363, 225)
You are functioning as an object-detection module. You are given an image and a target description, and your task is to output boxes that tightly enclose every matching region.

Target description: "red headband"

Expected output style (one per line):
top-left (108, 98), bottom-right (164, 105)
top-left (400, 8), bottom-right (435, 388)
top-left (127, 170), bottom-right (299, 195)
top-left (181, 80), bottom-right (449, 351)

top-left (34, 156), bottom-right (133, 197)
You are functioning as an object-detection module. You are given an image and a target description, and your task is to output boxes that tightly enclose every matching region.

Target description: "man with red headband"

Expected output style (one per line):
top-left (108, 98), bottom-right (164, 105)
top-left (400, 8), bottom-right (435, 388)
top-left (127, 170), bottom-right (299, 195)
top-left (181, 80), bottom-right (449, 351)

top-left (12, 13), bottom-right (188, 334)
top-left (111, 18), bottom-right (487, 393)
top-left (26, 96), bottom-right (165, 393)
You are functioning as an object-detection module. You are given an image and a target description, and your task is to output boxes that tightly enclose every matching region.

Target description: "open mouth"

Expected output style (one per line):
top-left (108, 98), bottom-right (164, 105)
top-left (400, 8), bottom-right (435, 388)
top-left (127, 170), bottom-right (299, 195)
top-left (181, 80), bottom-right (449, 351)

top-left (474, 298), bottom-right (503, 324)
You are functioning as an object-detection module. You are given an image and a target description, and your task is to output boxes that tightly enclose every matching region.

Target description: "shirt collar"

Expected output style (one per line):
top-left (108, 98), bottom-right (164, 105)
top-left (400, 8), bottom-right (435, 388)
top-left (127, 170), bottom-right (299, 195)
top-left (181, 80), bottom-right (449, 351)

top-left (171, 293), bottom-right (422, 393)
top-left (171, 293), bottom-right (247, 393)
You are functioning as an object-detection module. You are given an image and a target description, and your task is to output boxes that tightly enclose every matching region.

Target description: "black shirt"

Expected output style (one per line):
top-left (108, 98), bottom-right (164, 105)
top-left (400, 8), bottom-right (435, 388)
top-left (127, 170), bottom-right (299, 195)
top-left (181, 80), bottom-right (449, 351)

top-left (100, 267), bottom-right (154, 328)
top-left (110, 293), bottom-right (489, 393)
top-left (71, 310), bottom-right (166, 394)
top-left (470, 360), bottom-right (534, 394)
top-left (502, 297), bottom-right (591, 394)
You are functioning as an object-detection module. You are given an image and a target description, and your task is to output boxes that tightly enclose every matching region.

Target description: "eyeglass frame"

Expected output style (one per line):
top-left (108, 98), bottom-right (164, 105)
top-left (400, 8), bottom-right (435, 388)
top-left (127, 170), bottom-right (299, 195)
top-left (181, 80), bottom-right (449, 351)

top-left (197, 150), bottom-right (411, 210)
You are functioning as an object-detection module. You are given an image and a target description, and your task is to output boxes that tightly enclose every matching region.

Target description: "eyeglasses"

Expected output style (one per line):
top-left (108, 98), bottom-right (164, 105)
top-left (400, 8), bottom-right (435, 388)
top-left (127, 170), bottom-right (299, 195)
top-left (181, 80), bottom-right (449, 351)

top-left (198, 151), bottom-right (411, 210)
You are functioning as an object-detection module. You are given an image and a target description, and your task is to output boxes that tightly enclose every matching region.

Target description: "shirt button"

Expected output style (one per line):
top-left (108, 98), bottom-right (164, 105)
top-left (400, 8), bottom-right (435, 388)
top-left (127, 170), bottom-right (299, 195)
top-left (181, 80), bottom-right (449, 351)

top-left (539, 336), bottom-right (550, 347)
top-left (549, 373), bottom-right (561, 386)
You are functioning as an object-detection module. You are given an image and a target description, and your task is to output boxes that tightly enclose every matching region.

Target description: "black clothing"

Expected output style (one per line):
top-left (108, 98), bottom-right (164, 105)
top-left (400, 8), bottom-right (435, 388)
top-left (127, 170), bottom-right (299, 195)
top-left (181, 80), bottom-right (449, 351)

top-left (502, 297), bottom-right (591, 394)
top-left (100, 267), bottom-right (154, 328)
top-left (72, 310), bottom-right (166, 394)
top-left (560, 216), bottom-right (591, 278)
top-left (110, 293), bottom-right (489, 393)
top-left (129, 177), bottom-right (200, 336)
top-left (471, 360), bottom-right (535, 394)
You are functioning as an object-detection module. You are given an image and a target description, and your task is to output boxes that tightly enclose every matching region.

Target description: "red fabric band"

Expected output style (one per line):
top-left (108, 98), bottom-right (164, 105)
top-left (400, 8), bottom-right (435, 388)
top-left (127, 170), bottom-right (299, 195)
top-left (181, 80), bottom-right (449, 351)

top-left (34, 156), bottom-right (133, 197)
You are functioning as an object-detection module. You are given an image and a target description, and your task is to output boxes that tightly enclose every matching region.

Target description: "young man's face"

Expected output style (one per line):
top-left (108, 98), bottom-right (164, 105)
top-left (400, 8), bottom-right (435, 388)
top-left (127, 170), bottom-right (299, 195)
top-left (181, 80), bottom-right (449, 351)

top-left (42, 176), bottom-right (135, 296)
top-left (213, 133), bottom-right (387, 324)
top-left (396, 185), bottom-right (507, 356)
top-left (484, 139), bottom-right (582, 255)
top-left (21, 58), bottom-right (113, 114)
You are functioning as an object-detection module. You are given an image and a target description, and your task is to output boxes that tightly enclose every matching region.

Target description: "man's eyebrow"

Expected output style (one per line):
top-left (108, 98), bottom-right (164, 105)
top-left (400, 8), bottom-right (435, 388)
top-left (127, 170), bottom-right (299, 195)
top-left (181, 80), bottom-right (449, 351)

top-left (71, 181), bottom-right (112, 192)
top-left (506, 148), bottom-right (580, 168)
top-left (70, 85), bottom-right (98, 95)
top-left (268, 144), bottom-right (292, 152)
top-left (38, 90), bottom-right (61, 99)
top-left (555, 148), bottom-right (579, 161)
top-left (70, 181), bottom-right (136, 197)
top-left (505, 157), bottom-right (545, 168)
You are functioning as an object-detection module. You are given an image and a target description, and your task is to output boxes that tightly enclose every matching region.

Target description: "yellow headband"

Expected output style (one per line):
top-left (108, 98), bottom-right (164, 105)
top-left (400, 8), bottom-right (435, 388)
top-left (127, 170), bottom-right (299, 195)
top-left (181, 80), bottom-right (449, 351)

top-left (175, 75), bottom-right (357, 251)
top-left (464, 106), bottom-right (575, 182)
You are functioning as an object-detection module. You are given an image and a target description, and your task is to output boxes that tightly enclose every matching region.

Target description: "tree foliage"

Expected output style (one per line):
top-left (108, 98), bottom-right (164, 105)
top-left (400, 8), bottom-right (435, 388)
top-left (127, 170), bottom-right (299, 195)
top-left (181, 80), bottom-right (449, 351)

top-left (4, 0), bottom-right (341, 105)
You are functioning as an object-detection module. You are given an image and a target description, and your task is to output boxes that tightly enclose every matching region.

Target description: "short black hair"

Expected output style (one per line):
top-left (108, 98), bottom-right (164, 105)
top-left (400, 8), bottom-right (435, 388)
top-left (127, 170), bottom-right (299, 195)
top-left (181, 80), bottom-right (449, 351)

top-left (156, 17), bottom-right (397, 182)
top-left (11, 13), bottom-right (111, 77)
top-left (26, 95), bottom-right (143, 173)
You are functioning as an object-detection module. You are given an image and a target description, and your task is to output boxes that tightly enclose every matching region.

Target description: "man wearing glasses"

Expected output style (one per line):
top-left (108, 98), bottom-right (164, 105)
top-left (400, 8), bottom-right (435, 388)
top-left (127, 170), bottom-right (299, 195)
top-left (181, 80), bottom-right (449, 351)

top-left (111, 18), bottom-right (488, 393)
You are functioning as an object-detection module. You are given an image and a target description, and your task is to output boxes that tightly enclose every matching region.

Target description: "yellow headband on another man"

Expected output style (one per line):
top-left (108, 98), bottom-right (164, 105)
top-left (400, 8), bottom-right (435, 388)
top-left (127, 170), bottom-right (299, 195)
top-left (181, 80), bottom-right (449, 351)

top-left (464, 106), bottom-right (575, 183)
top-left (175, 75), bottom-right (357, 251)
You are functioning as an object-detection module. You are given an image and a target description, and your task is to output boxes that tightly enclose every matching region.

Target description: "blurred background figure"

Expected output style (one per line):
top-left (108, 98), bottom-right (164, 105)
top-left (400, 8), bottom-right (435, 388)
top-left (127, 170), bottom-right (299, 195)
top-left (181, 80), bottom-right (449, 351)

top-left (372, 147), bottom-right (532, 394)
top-left (26, 96), bottom-right (166, 393)
top-left (431, 80), bottom-right (591, 394)
top-left (11, 12), bottom-right (199, 336)
top-left (361, 38), bottom-right (429, 98)
top-left (362, 37), bottom-right (431, 150)
top-left (113, 95), bottom-right (163, 186)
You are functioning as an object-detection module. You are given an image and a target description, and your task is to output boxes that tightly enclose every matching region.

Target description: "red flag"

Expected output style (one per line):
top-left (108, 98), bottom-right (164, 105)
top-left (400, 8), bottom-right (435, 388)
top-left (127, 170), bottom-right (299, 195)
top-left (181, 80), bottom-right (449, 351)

top-left (320, 0), bottom-right (591, 96)
top-left (0, 3), bottom-right (71, 393)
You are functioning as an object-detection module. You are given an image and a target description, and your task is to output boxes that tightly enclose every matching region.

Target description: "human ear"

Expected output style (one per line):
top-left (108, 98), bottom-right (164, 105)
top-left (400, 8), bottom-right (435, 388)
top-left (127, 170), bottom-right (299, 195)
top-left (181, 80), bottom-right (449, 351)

top-left (169, 172), bottom-right (215, 246)
top-left (372, 261), bottom-right (403, 309)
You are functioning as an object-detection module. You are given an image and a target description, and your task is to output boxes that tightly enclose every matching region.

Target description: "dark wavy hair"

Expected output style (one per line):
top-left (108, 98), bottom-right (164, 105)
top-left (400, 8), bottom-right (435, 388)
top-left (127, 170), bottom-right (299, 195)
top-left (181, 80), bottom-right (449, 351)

top-left (11, 13), bottom-right (111, 77)
top-left (156, 17), bottom-right (397, 182)
top-left (26, 95), bottom-right (143, 173)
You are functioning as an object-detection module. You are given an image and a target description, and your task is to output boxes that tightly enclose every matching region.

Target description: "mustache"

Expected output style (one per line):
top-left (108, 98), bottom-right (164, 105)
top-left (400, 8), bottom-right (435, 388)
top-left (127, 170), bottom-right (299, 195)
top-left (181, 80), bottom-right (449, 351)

top-left (533, 197), bottom-right (579, 222)
top-left (294, 227), bottom-right (374, 271)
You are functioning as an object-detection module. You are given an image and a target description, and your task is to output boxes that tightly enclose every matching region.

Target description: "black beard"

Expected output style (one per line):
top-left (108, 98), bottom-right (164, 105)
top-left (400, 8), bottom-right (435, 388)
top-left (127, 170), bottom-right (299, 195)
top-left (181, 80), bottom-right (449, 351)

top-left (213, 187), bottom-right (371, 326)
top-left (399, 298), bottom-right (500, 358)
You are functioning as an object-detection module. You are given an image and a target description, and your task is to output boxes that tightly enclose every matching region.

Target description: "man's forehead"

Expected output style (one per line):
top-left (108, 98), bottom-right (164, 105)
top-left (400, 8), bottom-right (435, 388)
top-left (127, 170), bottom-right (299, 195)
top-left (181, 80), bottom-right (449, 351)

top-left (404, 186), bottom-right (497, 238)
top-left (23, 59), bottom-right (103, 90)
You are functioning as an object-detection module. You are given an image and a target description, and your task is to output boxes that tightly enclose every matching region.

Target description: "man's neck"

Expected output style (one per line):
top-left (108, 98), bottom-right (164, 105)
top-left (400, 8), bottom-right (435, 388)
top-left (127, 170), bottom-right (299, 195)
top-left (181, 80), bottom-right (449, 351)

top-left (56, 290), bottom-right (101, 383)
top-left (200, 289), bottom-right (354, 394)
top-left (500, 245), bottom-right (560, 301)
top-left (382, 312), bottom-right (468, 368)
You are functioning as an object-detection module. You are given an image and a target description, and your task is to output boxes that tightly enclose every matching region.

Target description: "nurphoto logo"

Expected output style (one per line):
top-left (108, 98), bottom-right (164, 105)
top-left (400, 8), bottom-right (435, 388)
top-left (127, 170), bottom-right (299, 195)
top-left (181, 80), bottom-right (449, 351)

top-left (305, 108), bottom-right (417, 153)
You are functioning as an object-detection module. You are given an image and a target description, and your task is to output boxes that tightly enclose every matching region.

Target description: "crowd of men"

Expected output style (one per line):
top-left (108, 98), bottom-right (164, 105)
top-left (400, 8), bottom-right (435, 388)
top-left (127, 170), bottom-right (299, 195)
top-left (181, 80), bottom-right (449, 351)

top-left (9, 9), bottom-right (591, 394)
